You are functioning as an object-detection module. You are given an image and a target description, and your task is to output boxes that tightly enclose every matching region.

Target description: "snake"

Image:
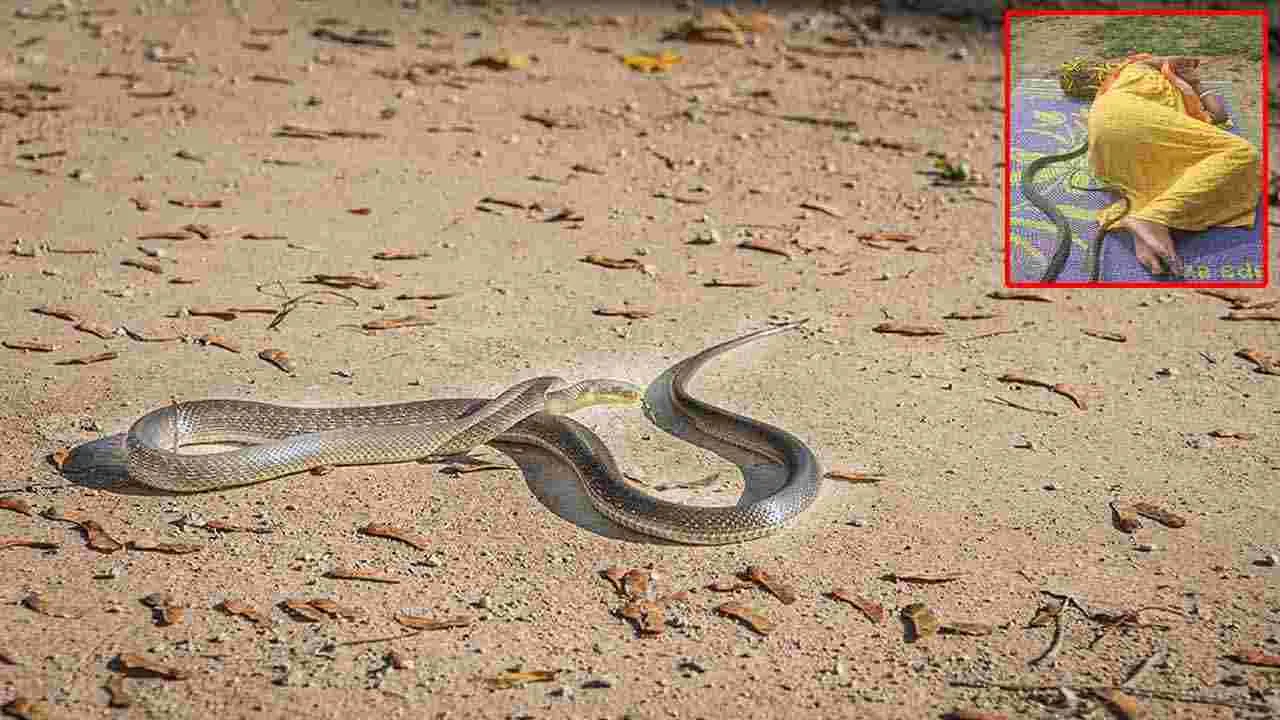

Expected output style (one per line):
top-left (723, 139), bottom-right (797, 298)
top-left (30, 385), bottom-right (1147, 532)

top-left (1020, 138), bottom-right (1131, 283)
top-left (125, 321), bottom-right (821, 545)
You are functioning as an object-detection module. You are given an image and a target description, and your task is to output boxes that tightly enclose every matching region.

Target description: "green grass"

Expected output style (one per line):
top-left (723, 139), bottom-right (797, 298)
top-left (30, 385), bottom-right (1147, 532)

top-left (1090, 15), bottom-right (1262, 62)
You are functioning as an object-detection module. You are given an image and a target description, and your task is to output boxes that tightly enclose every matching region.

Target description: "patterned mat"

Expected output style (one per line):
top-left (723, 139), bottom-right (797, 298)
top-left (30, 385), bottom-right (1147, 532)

top-left (1009, 78), bottom-right (1264, 284)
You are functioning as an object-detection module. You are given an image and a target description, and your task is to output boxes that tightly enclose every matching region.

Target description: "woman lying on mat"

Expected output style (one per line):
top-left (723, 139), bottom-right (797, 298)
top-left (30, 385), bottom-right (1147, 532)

top-left (1059, 54), bottom-right (1260, 277)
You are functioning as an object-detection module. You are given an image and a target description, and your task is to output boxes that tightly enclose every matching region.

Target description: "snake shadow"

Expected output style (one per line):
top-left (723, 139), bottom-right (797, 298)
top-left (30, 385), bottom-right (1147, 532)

top-left (50, 362), bottom-right (790, 544)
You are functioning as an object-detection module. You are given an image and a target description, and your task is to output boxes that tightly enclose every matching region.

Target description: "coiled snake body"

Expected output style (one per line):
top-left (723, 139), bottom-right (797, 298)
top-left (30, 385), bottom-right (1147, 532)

top-left (126, 322), bottom-right (821, 545)
top-left (1021, 138), bottom-right (1130, 282)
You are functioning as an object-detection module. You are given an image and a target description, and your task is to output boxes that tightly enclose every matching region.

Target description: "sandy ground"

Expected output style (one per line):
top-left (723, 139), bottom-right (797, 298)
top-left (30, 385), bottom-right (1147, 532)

top-left (1, 2), bottom-right (1278, 719)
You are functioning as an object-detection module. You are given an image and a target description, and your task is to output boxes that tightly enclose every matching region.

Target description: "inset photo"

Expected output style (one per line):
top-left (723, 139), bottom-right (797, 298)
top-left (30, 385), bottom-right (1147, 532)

top-left (1005, 10), bottom-right (1268, 287)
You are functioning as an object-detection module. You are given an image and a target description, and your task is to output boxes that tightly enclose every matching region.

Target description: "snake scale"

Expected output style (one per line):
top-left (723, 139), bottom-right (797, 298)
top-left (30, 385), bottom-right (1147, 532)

top-left (1020, 138), bottom-right (1130, 283)
top-left (126, 321), bottom-right (821, 545)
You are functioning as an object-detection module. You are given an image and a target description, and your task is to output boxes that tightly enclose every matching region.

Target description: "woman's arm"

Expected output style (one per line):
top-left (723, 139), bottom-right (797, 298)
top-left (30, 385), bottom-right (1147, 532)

top-left (1198, 92), bottom-right (1229, 124)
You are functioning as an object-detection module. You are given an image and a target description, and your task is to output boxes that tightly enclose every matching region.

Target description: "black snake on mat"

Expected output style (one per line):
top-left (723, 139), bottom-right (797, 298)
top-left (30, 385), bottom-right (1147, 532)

top-left (1020, 138), bottom-right (1131, 282)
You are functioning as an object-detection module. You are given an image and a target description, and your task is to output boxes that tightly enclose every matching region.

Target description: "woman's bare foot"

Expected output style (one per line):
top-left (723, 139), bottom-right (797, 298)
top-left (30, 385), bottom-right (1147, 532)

top-left (1115, 216), bottom-right (1183, 276)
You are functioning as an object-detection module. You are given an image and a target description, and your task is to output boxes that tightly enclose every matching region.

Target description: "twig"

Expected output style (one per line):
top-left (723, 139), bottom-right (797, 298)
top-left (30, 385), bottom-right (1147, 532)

top-left (950, 329), bottom-right (1019, 343)
top-left (335, 630), bottom-right (422, 647)
top-left (987, 396), bottom-right (1059, 417)
top-left (949, 681), bottom-right (1270, 713)
top-left (1122, 641), bottom-right (1167, 687)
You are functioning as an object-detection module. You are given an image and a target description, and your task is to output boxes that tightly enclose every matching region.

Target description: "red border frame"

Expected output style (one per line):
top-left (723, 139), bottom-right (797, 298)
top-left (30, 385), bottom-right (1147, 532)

top-left (1003, 8), bottom-right (1270, 288)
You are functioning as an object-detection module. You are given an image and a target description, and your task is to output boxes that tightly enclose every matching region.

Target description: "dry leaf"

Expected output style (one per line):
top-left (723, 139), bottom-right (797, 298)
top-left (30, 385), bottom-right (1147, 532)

top-left (258, 348), bottom-right (296, 373)
top-left (1110, 502), bottom-right (1143, 533)
top-left (1236, 349), bottom-right (1280, 375)
top-left (216, 599), bottom-right (266, 624)
top-left (183, 308), bottom-right (238, 321)
top-left (737, 240), bottom-right (792, 259)
top-left (706, 579), bottom-right (755, 593)
top-left (280, 599), bottom-right (331, 622)
top-left (743, 566), bottom-right (797, 605)
top-left (987, 289), bottom-right (1052, 302)
top-left (580, 254), bottom-right (642, 270)
top-left (54, 352), bottom-right (118, 366)
top-left (373, 250), bottom-right (427, 260)
top-left (104, 674), bottom-right (131, 708)
top-left (1082, 329), bottom-right (1127, 342)
top-left (3, 696), bottom-right (51, 720)
top-left (857, 232), bottom-right (914, 242)
top-left (601, 566), bottom-right (629, 595)
top-left (1195, 288), bottom-right (1254, 307)
top-left (622, 569), bottom-right (653, 600)
top-left (121, 258), bottom-right (163, 274)
top-left (827, 588), bottom-right (885, 623)
top-left (179, 223), bottom-right (217, 239)
top-left (31, 305), bottom-right (79, 321)
top-left (1050, 383), bottom-right (1088, 410)
top-left (619, 599), bottom-right (666, 636)
top-left (716, 601), bottom-right (773, 635)
top-left (1131, 502), bottom-right (1186, 529)
top-left (23, 592), bottom-right (86, 619)
top-left (593, 307), bottom-right (653, 319)
top-left (881, 571), bottom-right (966, 584)
top-left (49, 448), bottom-right (71, 468)
top-left (137, 231), bottom-right (193, 240)
top-left (395, 292), bottom-right (456, 301)
top-left (304, 273), bottom-right (386, 290)
top-left (361, 316), bottom-right (435, 331)
top-left (118, 653), bottom-right (190, 680)
top-left (997, 373), bottom-right (1053, 389)
top-left (3, 340), bottom-right (56, 352)
top-left (74, 321), bottom-right (116, 339)
top-left (126, 540), bottom-right (203, 554)
top-left (325, 566), bottom-right (401, 584)
top-left (0, 537), bottom-right (58, 550)
top-left (901, 603), bottom-right (939, 642)
top-left (469, 50), bottom-right (531, 70)
top-left (0, 497), bottom-right (33, 515)
top-left (944, 711), bottom-right (1010, 720)
top-left (41, 509), bottom-right (123, 552)
top-left (873, 322), bottom-right (944, 336)
top-left (394, 612), bottom-right (473, 630)
top-left (823, 469), bottom-right (885, 484)
top-left (1208, 429), bottom-right (1256, 440)
top-left (486, 669), bottom-right (560, 689)
top-left (387, 648), bottom-right (414, 670)
top-left (196, 334), bottom-right (241, 353)
top-left (622, 50), bottom-right (682, 73)
top-left (123, 326), bottom-right (182, 342)
top-left (940, 621), bottom-right (994, 636)
top-left (141, 593), bottom-right (187, 626)
top-left (801, 201), bottom-right (845, 218)
top-left (169, 199), bottom-right (223, 209)
top-left (359, 522), bottom-right (429, 550)
top-left (1094, 688), bottom-right (1140, 720)
top-left (203, 519), bottom-right (273, 534)
top-left (1223, 310), bottom-right (1280, 321)
top-left (1230, 649), bottom-right (1280, 667)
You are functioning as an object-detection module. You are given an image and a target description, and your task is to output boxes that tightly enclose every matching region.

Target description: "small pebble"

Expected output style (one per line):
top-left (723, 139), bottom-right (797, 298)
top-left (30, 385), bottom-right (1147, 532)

top-left (582, 675), bottom-right (616, 689)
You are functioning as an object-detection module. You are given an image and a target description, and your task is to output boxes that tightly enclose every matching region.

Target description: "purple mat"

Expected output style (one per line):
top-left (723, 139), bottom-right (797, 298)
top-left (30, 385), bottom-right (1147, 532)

top-left (1010, 79), bottom-right (1264, 284)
